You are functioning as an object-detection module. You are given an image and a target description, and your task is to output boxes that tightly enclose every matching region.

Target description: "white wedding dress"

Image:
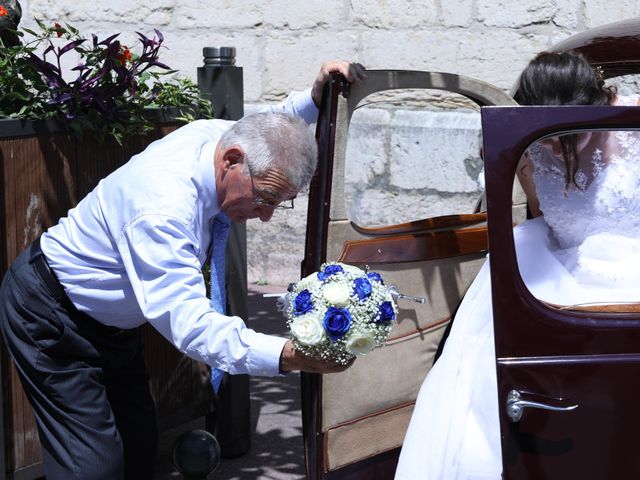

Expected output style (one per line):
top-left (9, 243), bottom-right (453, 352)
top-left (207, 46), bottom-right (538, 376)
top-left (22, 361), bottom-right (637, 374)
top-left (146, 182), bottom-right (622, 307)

top-left (395, 96), bottom-right (640, 479)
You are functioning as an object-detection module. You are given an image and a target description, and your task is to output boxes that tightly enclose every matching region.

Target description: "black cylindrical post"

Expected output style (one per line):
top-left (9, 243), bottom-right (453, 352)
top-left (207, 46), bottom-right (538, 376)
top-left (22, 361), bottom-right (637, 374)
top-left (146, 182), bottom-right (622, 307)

top-left (197, 47), bottom-right (244, 120)
top-left (197, 46), bottom-right (251, 459)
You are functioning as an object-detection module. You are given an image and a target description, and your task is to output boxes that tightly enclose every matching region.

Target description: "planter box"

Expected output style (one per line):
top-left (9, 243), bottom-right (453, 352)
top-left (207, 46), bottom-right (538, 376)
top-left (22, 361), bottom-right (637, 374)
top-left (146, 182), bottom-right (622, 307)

top-left (0, 113), bottom-right (216, 479)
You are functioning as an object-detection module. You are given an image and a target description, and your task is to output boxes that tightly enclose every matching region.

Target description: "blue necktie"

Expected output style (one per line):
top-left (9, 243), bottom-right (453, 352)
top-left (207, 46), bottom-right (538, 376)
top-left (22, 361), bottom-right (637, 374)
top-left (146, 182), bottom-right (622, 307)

top-left (209, 211), bottom-right (231, 394)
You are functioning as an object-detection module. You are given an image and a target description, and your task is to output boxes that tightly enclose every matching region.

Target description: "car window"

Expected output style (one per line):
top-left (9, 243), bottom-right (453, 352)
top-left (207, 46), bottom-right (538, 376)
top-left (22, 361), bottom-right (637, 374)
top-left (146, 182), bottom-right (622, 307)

top-left (344, 89), bottom-right (484, 227)
top-left (515, 129), bottom-right (640, 313)
top-left (607, 74), bottom-right (640, 96)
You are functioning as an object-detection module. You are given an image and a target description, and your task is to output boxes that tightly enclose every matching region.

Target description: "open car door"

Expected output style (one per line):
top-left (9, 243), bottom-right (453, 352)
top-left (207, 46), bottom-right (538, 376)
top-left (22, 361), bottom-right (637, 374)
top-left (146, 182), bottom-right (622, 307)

top-left (483, 19), bottom-right (640, 479)
top-left (483, 101), bottom-right (640, 480)
top-left (302, 70), bottom-right (518, 479)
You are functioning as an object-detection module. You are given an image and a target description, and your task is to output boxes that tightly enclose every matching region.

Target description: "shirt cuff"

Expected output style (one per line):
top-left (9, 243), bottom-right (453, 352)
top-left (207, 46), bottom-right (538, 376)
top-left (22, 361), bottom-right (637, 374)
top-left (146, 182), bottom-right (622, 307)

top-left (242, 330), bottom-right (289, 377)
top-left (290, 88), bottom-right (319, 124)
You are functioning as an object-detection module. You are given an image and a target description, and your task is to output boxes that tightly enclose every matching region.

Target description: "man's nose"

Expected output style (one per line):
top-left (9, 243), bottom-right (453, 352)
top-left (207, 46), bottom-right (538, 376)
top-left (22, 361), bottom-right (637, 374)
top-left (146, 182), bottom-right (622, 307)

top-left (257, 206), bottom-right (274, 222)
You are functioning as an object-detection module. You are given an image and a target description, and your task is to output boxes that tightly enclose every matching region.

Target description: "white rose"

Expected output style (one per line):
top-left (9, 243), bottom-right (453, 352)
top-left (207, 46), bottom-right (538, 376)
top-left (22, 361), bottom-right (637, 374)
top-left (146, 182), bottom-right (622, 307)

top-left (323, 282), bottom-right (351, 307)
top-left (296, 272), bottom-right (319, 291)
top-left (345, 332), bottom-right (376, 356)
top-left (342, 264), bottom-right (363, 275)
top-left (291, 314), bottom-right (325, 346)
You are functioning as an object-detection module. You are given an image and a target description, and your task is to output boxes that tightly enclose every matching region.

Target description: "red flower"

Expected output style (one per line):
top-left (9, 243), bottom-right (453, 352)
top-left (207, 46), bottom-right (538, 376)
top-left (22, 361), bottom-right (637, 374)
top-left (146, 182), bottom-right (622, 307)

top-left (0, 6), bottom-right (9, 16)
top-left (116, 46), bottom-right (132, 65)
top-left (54, 22), bottom-right (63, 37)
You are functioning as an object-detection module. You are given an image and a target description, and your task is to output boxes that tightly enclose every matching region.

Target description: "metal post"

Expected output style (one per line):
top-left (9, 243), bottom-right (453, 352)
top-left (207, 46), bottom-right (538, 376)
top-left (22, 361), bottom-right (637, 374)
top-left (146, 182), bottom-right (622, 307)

top-left (197, 47), bottom-right (251, 458)
top-left (197, 47), bottom-right (244, 120)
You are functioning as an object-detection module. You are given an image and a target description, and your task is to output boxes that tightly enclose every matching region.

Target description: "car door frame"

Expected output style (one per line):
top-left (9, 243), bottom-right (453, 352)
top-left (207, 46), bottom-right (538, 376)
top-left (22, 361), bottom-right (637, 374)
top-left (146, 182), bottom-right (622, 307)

top-left (303, 70), bottom-right (518, 479)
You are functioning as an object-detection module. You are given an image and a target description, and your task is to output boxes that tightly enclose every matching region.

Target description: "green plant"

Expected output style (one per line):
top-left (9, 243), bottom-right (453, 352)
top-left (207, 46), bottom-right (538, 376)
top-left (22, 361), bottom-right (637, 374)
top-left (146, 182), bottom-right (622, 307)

top-left (0, 19), bottom-right (212, 144)
top-left (149, 77), bottom-right (212, 123)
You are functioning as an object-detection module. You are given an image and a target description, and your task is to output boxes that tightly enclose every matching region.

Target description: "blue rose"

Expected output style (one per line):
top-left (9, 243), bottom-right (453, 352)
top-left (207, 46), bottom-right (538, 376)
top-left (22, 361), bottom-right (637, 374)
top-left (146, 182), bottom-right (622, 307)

top-left (353, 277), bottom-right (372, 300)
top-left (294, 289), bottom-right (313, 315)
top-left (323, 307), bottom-right (352, 341)
top-left (367, 272), bottom-right (384, 284)
top-left (317, 264), bottom-right (344, 281)
top-left (377, 301), bottom-right (395, 323)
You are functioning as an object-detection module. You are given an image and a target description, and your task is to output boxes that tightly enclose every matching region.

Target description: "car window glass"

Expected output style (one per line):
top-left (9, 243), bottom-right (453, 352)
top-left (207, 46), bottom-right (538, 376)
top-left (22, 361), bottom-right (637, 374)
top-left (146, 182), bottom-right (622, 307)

top-left (515, 129), bottom-right (640, 313)
top-left (344, 89), bottom-right (484, 227)
top-left (608, 74), bottom-right (640, 97)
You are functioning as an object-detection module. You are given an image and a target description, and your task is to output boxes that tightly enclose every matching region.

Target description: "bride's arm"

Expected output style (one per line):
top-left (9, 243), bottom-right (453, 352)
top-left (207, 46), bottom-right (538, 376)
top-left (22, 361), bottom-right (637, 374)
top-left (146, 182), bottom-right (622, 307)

top-left (516, 152), bottom-right (543, 217)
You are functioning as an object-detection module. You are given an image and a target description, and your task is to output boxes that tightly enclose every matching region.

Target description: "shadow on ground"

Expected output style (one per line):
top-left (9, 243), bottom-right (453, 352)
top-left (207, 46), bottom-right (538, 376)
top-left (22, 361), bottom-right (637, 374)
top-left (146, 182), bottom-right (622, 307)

top-left (155, 284), bottom-right (305, 480)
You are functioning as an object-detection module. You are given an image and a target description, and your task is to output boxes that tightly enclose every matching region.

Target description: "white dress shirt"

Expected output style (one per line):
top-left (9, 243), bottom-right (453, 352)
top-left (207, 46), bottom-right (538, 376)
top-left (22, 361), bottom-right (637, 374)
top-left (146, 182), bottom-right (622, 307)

top-left (41, 89), bottom-right (318, 377)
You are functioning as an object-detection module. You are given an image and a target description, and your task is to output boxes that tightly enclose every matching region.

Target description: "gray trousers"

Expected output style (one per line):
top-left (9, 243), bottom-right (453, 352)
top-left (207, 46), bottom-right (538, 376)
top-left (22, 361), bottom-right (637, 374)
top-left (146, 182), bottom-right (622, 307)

top-left (0, 240), bottom-right (157, 480)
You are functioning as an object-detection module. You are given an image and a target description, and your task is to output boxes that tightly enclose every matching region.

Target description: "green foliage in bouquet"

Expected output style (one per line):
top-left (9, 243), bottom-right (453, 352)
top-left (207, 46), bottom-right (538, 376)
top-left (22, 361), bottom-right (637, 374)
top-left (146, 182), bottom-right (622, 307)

top-left (0, 19), bottom-right (212, 144)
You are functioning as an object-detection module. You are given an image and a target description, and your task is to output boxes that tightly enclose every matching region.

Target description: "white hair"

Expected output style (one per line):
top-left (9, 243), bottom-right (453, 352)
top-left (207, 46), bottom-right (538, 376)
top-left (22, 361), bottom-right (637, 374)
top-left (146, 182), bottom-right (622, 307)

top-left (218, 112), bottom-right (318, 190)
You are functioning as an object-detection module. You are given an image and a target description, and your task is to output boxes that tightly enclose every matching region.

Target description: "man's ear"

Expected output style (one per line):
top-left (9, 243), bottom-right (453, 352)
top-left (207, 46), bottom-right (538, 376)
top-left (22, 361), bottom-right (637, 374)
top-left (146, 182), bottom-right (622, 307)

top-left (221, 146), bottom-right (245, 171)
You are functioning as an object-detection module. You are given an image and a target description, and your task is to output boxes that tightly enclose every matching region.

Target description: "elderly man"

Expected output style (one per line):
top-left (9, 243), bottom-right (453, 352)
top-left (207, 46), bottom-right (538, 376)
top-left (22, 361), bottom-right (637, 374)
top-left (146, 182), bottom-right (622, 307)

top-left (0, 61), bottom-right (366, 480)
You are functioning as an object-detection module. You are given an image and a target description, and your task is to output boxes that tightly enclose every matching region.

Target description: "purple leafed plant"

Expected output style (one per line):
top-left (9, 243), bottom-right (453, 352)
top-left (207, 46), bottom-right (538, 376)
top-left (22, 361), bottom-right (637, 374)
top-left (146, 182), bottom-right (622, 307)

top-left (0, 20), bottom-right (212, 144)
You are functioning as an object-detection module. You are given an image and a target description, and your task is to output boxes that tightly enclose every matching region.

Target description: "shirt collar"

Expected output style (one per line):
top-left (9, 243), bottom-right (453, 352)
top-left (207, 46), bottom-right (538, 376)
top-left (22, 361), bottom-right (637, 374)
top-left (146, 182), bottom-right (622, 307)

top-left (197, 140), bottom-right (220, 220)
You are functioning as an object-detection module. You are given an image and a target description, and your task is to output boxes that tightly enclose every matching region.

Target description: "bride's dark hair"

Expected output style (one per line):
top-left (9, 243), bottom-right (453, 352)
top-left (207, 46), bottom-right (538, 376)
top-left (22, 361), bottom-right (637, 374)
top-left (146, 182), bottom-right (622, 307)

top-left (514, 51), bottom-right (617, 190)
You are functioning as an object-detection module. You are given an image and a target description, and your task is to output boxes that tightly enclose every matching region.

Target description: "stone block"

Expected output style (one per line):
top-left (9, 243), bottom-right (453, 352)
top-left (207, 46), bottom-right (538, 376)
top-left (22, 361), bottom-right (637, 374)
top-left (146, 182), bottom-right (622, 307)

top-left (477, 0), bottom-right (556, 28)
top-left (359, 30), bottom-right (449, 71)
top-left (442, 0), bottom-right (473, 27)
top-left (264, 34), bottom-right (359, 98)
top-left (451, 30), bottom-right (549, 89)
top-left (610, 75), bottom-right (640, 97)
top-left (345, 109), bottom-right (391, 186)
top-left (261, 0), bottom-right (346, 30)
top-left (175, 0), bottom-right (263, 29)
top-left (350, 0), bottom-right (438, 28)
top-left (361, 28), bottom-right (546, 88)
top-left (552, 0), bottom-right (582, 29)
top-left (346, 189), bottom-right (481, 227)
top-left (175, 0), bottom-right (344, 30)
top-left (388, 110), bottom-right (482, 193)
top-left (31, 0), bottom-right (173, 24)
top-left (584, 1), bottom-right (640, 28)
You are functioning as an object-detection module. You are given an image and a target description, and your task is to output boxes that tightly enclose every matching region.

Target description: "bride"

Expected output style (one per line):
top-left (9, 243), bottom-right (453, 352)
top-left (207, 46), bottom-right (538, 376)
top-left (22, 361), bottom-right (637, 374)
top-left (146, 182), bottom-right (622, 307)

top-left (395, 51), bottom-right (640, 479)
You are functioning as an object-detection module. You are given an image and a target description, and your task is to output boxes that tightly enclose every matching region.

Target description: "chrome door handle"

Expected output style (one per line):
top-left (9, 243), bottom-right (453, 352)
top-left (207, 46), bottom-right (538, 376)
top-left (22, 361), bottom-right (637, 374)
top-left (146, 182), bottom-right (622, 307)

top-left (506, 390), bottom-right (578, 422)
top-left (387, 285), bottom-right (427, 304)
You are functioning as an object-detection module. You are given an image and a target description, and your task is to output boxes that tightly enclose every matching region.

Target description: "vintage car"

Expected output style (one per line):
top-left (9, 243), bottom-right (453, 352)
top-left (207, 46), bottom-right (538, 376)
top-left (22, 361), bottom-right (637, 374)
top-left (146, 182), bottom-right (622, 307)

top-left (302, 18), bottom-right (640, 479)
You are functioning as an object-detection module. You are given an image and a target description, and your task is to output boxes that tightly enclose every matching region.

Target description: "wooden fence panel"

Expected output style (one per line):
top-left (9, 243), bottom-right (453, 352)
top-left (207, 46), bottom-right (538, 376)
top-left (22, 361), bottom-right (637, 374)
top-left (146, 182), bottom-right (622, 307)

top-left (0, 123), bottom-right (215, 478)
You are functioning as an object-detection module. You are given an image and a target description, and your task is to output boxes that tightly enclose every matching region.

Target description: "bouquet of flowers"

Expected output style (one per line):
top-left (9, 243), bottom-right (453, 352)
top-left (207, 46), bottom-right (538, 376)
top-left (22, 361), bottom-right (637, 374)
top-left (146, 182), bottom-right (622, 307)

top-left (286, 262), bottom-right (398, 365)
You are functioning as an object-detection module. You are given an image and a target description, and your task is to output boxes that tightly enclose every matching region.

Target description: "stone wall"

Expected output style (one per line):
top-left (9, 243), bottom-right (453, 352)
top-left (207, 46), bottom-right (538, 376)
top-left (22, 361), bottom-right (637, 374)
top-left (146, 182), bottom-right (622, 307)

top-left (16, 0), bottom-right (640, 284)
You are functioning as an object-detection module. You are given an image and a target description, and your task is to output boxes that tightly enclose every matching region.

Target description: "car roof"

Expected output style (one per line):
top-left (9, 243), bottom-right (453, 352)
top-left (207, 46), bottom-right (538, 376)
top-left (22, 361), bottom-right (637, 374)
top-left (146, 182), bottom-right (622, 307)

top-left (549, 18), bottom-right (640, 79)
top-left (510, 18), bottom-right (640, 97)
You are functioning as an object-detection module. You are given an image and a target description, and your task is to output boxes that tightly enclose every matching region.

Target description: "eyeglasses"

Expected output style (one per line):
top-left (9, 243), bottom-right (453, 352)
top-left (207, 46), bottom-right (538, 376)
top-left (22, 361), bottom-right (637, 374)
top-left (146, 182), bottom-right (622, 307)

top-left (247, 166), bottom-right (295, 210)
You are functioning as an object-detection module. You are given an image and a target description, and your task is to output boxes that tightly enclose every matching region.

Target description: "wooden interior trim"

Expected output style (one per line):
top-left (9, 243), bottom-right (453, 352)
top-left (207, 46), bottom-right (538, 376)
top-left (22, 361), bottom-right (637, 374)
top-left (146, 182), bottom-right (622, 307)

top-left (546, 302), bottom-right (640, 313)
top-left (338, 227), bottom-right (488, 264)
top-left (324, 400), bottom-right (416, 432)
top-left (350, 213), bottom-right (487, 237)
